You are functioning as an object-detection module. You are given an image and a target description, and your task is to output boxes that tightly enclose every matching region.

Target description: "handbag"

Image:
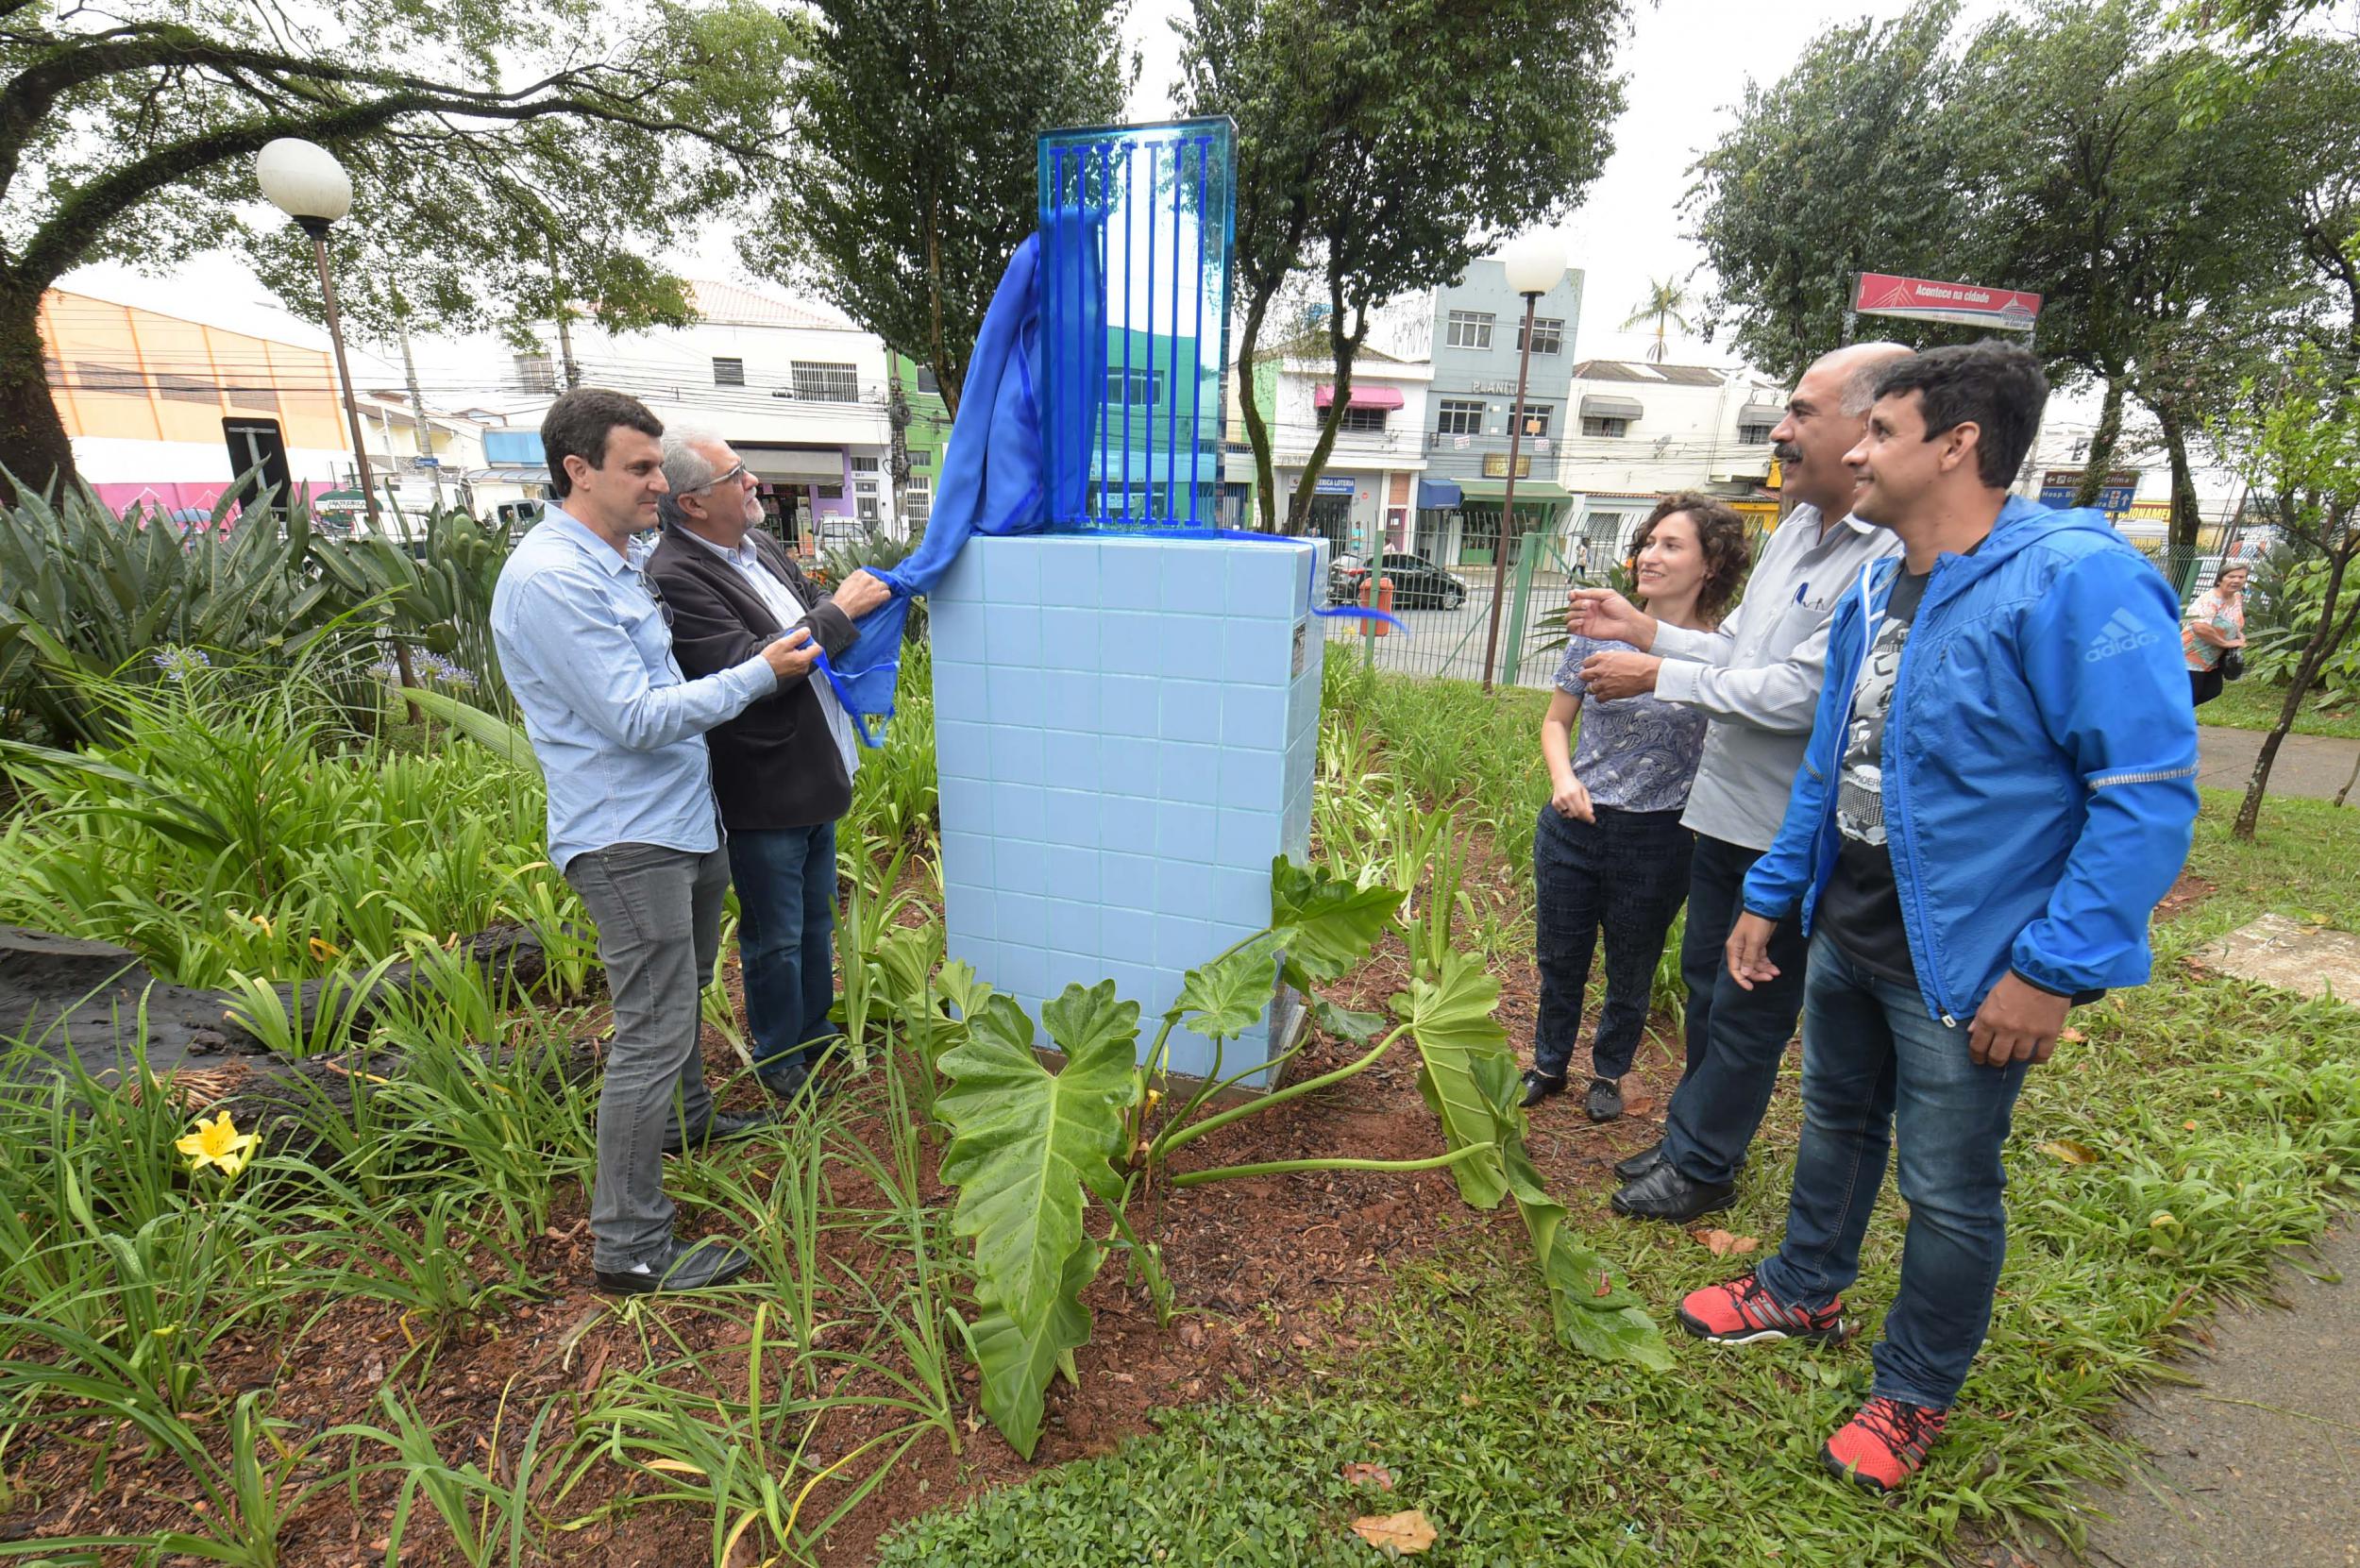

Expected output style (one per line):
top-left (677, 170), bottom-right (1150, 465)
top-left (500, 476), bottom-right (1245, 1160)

top-left (2220, 649), bottom-right (2246, 682)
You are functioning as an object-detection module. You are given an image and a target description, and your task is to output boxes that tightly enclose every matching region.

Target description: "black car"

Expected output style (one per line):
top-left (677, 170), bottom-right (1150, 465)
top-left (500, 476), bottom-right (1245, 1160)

top-left (1328, 550), bottom-right (1467, 611)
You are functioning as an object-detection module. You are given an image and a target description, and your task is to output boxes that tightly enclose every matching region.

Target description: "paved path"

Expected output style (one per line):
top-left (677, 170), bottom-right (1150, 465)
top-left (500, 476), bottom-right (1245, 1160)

top-left (2025, 1225), bottom-right (2360, 1568)
top-left (2198, 725), bottom-right (2360, 802)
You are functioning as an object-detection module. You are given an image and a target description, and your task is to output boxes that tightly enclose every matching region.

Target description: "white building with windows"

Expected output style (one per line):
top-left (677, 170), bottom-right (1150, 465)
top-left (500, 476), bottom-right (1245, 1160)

top-left (499, 280), bottom-right (908, 546)
top-left (1260, 346), bottom-right (1435, 559)
top-left (1553, 360), bottom-right (1789, 565)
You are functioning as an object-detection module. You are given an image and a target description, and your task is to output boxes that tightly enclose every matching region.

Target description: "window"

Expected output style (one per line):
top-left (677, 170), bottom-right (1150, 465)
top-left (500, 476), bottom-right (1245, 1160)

top-left (76, 362), bottom-right (146, 396)
top-left (1738, 421), bottom-right (1775, 445)
top-left (905, 448), bottom-right (933, 468)
top-left (1435, 398), bottom-right (1485, 436)
top-left (791, 362), bottom-right (859, 401)
top-left (1582, 415), bottom-right (1629, 438)
top-left (904, 493), bottom-right (933, 525)
top-left (851, 454), bottom-right (882, 472)
top-left (1481, 452), bottom-right (1534, 479)
top-left (1517, 317), bottom-right (1565, 354)
top-left (712, 357), bottom-right (746, 387)
top-left (1445, 311), bottom-right (1494, 349)
top-left (853, 477), bottom-right (879, 495)
top-left (482, 430), bottom-right (547, 465)
top-left (915, 365), bottom-right (941, 396)
top-left (511, 353), bottom-right (559, 395)
top-left (1340, 405), bottom-right (1389, 433)
top-left (905, 474), bottom-right (932, 494)
top-left (156, 372), bottom-right (218, 406)
top-left (813, 481), bottom-right (844, 500)
top-left (1512, 405), bottom-right (1554, 439)
top-left (857, 496), bottom-right (880, 522)
top-left (1105, 370), bottom-right (1157, 406)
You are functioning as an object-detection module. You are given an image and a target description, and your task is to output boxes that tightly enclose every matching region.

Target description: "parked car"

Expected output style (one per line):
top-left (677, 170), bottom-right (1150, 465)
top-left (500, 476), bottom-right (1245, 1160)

top-left (1328, 550), bottom-right (1467, 611)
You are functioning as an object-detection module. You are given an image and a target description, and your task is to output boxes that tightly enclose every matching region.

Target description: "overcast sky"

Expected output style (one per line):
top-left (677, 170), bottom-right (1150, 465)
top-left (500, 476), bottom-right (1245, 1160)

top-left (62, 0), bottom-right (2009, 390)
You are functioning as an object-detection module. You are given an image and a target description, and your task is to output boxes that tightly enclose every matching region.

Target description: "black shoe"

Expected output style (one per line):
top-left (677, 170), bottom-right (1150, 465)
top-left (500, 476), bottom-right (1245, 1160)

top-left (1612, 1139), bottom-right (1666, 1182)
top-left (661, 1108), bottom-right (776, 1155)
top-left (1519, 1069), bottom-right (1568, 1108)
top-left (593, 1236), bottom-right (753, 1295)
top-left (1584, 1076), bottom-right (1624, 1122)
top-left (758, 1062), bottom-right (834, 1107)
top-left (1610, 1160), bottom-right (1736, 1223)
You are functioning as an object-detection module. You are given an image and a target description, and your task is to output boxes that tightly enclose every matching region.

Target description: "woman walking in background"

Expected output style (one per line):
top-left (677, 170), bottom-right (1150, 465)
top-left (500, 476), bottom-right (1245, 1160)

top-left (1524, 495), bottom-right (1752, 1120)
top-left (2183, 562), bottom-right (2250, 708)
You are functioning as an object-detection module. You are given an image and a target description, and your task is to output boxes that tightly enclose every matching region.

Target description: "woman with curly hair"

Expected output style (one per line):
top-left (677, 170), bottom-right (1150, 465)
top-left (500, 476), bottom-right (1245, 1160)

top-left (1523, 494), bottom-right (1753, 1119)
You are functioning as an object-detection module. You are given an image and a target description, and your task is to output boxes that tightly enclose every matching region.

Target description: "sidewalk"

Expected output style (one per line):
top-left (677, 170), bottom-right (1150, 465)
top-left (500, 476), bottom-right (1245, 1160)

top-left (2198, 724), bottom-right (2360, 801)
top-left (2024, 1226), bottom-right (2360, 1568)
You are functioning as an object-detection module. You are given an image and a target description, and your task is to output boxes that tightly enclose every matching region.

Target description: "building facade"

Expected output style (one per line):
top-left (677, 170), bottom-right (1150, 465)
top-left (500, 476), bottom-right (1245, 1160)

top-left (1255, 346), bottom-right (1433, 559)
top-left (1553, 359), bottom-right (1785, 566)
top-left (1410, 258), bottom-right (1588, 568)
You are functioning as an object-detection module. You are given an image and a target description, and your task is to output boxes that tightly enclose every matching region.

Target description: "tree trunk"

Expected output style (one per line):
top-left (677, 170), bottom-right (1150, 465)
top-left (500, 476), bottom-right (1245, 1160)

top-left (1235, 290), bottom-right (1279, 533)
top-left (2234, 546), bottom-right (2359, 840)
top-left (2073, 376), bottom-right (2124, 509)
top-left (924, 210), bottom-right (959, 422)
top-left (0, 283), bottom-right (78, 502)
top-left (2154, 405), bottom-right (2203, 592)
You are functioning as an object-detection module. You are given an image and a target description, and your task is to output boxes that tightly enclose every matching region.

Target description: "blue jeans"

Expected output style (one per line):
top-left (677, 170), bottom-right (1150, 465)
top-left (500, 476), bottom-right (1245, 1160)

top-left (1660, 833), bottom-right (1812, 1184)
top-left (1754, 933), bottom-right (2031, 1410)
top-left (726, 821), bottom-right (840, 1075)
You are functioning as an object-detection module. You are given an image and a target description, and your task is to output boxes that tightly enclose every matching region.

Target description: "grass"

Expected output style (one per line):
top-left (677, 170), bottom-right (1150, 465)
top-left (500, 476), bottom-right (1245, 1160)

top-left (876, 787), bottom-right (2360, 1565)
top-left (2198, 676), bottom-right (2360, 740)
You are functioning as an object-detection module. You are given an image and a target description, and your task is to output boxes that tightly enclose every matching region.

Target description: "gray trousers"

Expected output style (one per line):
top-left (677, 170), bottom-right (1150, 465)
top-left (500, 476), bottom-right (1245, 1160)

top-left (564, 840), bottom-right (730, 1272)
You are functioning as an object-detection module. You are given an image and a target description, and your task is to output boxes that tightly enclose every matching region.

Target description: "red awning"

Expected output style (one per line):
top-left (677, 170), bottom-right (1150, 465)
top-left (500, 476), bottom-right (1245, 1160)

top-left (1313, 383), bottom-right (1406, 411)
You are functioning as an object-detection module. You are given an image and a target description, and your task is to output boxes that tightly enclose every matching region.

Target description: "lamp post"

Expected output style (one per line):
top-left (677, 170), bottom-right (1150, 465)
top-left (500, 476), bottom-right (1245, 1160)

top-left (258, 137), bottom-right (416, 715)
top-left (1478, 230), bottom-right (1567, 694)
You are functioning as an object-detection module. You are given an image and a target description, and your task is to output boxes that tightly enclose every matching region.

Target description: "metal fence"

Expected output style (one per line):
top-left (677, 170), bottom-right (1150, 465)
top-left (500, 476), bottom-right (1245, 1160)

top-left (1320, 531), bottom-right (1590, 690)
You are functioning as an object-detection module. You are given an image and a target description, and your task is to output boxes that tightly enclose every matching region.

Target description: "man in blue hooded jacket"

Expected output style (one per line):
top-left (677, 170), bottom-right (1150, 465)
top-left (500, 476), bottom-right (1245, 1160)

top-left (1676, 341), bottom-right (2199, 1493)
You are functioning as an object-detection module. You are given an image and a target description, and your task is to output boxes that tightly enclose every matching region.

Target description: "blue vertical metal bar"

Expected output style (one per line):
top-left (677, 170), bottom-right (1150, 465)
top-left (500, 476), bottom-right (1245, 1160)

top-left (1045, 145), bottom-right (1062, 524)
top-left (1141, 140), bottom-right (1156, 526)
top-left (1121, 141), bottom-right (1135, 526)
top-left (1096, 141), bottom-right (1111, 527)
top-left (1168, 135), bottom-right (1182, 527)
top-left (1190, 135), bottom-right (1208, 529)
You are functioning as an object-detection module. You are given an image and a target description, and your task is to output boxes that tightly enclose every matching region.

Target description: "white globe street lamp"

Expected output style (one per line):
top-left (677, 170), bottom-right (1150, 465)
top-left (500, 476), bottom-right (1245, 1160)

top-left (255, 138), bottom-right (382, 536)
top-left (1480, 229), bottom-right (1570, 691)
top-left (258, 138), bottom-right (417, 711)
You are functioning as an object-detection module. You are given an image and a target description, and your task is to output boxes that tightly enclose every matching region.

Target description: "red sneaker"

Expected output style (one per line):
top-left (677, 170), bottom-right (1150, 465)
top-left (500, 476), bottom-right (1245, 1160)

top-left (1677, 1271), bottom-right (1851, 1346)
top-left (1822, 1396), bottom-right (1948, 1492)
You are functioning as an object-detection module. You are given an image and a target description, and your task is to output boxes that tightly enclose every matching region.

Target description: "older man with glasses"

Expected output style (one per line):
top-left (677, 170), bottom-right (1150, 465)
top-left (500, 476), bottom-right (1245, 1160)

top-left (646, 430), bottom-right (892, 1105)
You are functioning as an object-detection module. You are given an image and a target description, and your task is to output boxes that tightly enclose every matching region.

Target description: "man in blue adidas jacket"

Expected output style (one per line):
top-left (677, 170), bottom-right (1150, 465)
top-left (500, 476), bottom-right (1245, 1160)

top-left (1675, 342), bottom-right (2199, 1493)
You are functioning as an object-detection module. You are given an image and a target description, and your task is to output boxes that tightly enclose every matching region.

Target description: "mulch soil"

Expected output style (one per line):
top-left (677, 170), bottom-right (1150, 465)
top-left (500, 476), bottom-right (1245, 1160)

top-left (0, 847), bottom-right (1720, 1567)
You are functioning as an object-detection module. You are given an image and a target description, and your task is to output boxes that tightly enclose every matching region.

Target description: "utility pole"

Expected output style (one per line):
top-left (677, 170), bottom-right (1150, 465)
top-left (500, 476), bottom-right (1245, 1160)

top-left (396, 317), bottom-right (446, 514)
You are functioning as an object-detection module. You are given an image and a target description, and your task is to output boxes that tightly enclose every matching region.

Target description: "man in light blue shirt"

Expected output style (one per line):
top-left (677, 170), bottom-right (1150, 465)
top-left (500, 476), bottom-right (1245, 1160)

top-left (491, 388), bottom-right (818, 1294)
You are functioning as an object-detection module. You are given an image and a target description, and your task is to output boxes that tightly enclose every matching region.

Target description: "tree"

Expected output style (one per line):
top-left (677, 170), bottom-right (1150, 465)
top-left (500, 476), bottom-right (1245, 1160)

top-left (1186, 0), bottom-right (1627, 533)
top-left (1619, 278), bottom-right (1693, 363)
top-left (748, 0), bottom-right (1132, 419)
top-left (0, 0), bottom-right (797, 500)
top-left (2215, 343), bottom-right (2360, 839)
top-left (1685, 3), bottom-right (1970, 381)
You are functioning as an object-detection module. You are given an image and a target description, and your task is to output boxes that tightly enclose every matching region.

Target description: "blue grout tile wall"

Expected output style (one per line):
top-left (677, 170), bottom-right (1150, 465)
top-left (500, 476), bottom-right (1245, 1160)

top-left (932, 532), bottom-right (1325, 1086)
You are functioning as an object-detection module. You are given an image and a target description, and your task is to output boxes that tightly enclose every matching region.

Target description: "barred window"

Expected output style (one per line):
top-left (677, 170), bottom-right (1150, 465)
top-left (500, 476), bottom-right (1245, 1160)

top-left (791, 362), bottom-right (859, 401)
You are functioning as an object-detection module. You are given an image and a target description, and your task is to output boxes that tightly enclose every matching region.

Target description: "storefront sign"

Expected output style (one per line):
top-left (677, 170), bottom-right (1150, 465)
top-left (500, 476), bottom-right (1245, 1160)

top-left (1314, 475), bottom-right (1357, 496)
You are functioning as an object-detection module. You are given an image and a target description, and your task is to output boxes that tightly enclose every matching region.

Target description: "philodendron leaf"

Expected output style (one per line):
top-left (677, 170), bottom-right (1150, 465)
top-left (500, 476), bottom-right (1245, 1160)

top-left (936, 959), bottom-right (994, 1020)
top-left (1468, 1053), bottom-right (1671, 1371)
top-left (1272, 857), bottom-right (1404, 982)
top-left (873, 919), bottom-right (945, 1012)
top-left (1172, 931), bottom-right (1285, 1042)
top-left (958, 1239), bottom-right (1104, 1460)
top-left (937, 984), bottom-right (1139, 1330)
top-left (1393, 949), bottom-right (1512, 1210)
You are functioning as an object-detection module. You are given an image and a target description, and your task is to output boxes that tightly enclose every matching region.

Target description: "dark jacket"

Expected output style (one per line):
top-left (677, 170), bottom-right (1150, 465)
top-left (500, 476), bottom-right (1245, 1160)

top-left (645, 523), bottom-right (859, 831)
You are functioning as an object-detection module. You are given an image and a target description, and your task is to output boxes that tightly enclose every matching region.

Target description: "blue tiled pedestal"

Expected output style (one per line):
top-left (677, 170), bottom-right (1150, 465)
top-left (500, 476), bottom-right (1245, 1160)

top-left (929, 533), bottom-right (1325, 1088)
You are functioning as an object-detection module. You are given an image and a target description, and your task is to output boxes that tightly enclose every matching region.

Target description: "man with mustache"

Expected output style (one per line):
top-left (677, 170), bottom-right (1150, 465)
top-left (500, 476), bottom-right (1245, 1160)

top-left (1567, 341), bottom-right (1910, 1222)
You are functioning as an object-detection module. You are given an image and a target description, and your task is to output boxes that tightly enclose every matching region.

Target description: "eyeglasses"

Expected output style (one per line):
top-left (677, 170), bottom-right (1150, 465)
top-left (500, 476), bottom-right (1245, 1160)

top-left (689, 460), bottom-right (750, 494)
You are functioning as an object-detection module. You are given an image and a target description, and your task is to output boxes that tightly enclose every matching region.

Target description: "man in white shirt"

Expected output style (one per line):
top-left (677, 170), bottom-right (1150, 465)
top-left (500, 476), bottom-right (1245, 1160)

top-left (647, 430), bottom-right (890, 1104)
top-left (1566, 341), bottom-right (1911, 1222)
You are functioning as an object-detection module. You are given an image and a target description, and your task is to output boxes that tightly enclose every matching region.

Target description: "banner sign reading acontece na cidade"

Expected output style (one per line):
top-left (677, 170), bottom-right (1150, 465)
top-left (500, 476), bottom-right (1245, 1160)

top-left (1853, 273), bottom-right (2043, 332)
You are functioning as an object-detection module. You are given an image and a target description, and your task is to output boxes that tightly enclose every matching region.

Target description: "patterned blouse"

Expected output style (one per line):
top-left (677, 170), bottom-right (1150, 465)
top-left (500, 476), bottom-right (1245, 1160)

top-left (2181, 586), bottom-right (2244, 672)
top-left (1553, 634), bottom-right (1711, 815)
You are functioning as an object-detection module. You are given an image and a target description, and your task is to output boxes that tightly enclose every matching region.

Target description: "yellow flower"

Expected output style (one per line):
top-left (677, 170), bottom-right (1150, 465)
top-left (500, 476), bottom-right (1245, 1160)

top-left (248, 914), bottom-right (276, 939)
top-left (176, 1112), bottom-right (261, 1178)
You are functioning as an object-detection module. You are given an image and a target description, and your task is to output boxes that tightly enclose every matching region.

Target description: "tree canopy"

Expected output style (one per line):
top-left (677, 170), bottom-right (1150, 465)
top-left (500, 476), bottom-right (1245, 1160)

top-left (749, 0), bottom-right (1133, 418)
top-left (0, 0), bottom-right (801, 497)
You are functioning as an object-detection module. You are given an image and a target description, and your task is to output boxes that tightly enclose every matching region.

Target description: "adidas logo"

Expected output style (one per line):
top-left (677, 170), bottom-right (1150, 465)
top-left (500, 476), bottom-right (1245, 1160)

top-left (2084, 608), bottom-right (2158, 662)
